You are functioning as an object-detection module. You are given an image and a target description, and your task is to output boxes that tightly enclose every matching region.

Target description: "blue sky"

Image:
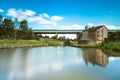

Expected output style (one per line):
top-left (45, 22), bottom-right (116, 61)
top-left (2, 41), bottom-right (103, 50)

top-left (0, 0), bottom-right (120, 29)
top-left (0, 0), bottom-right (120, 38)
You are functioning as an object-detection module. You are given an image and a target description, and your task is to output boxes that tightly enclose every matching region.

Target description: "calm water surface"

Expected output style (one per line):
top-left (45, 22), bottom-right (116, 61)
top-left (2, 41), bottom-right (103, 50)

top-left (0, 46), bottom-right (120, 80)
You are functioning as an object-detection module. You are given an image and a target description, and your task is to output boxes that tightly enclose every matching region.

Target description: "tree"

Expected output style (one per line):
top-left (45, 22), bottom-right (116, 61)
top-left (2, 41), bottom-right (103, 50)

top-left (77, 32), bottom-right (82, 40)
top-left (44, 35), bottom-right (49, 38)
top-left (58, 36), bottom-right (66, 41)
top-left (108, 31), bottom-right (120, 41)
top-left (19, 20), bottom-right (29, 39)
top-left (0, 16), bottom-right (39, 40)
top-left (3, 18), bottom-right (15, 38)
top-left (14, 17), bottom-right (19, 39)
top-left (0, 15), bottom-right (3, 38)
top-left (0, 15), bottom-right (3, 24)
top-left (51, 35), bottom-right (57, 39)
top-left (27, 28), bottom-right (34, 39)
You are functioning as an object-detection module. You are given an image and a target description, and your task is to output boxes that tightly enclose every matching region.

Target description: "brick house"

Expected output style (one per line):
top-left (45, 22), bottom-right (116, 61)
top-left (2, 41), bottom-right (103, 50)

top-left (80, 25), bottom-right (108, 44)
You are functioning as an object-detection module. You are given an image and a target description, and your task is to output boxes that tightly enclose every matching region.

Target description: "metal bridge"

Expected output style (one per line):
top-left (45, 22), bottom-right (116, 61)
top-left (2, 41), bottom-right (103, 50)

top-left (33, 29), bottom-right (120, 34)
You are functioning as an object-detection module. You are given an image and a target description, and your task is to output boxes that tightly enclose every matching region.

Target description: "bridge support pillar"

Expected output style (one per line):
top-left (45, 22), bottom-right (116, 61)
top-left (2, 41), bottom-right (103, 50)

top-left (76, 33), bottom-right (78, 40)
top-left (56, 32), bottom-right (58, 38)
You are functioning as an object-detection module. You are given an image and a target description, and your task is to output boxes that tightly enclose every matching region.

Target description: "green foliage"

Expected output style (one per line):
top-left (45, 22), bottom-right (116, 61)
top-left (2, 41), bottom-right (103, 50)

top-left (0, 39), bottom-right (46, 48)
top-left (77, 32), bottom-right (82, 40)
top-left (40, 38), bottom-right (61, 45)
top-left (51, 35), bottom-right (57, 39)
top-left (72, 43), bottom-right (101, 48)
top-left (0, 18), bottom-right (15, 39)
top-left (100, 41), bottom-right (120, 52)
top-left (108, 31), bottom-right (120, 41)
top-left (0, 16), bottom-right (39, 40)
top-left (58, 36), bottom-right (66, 41)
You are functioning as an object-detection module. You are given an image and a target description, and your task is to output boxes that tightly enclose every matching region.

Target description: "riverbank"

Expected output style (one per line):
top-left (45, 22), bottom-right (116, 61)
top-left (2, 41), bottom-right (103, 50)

top-left (100, 41), bottom-right (120, 51)
top-left (1, 39), bottom-right (120, 52)
top-left (0, 39), bottom-right (61, 49)
top-left (71, 42), bottom-right (120, 56)
top-left (71, 43), bottom-right (101, 48)
top-left (0, 39), bottom-right (102, 49)
top-left (100, 41), bottom-right (120, 56)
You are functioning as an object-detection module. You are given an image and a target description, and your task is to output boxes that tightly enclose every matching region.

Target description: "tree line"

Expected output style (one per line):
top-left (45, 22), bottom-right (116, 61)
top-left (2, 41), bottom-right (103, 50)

top-left (0, 15), bottom-right (39, 40)
top-left (108, 31), bottom-right (120, 41)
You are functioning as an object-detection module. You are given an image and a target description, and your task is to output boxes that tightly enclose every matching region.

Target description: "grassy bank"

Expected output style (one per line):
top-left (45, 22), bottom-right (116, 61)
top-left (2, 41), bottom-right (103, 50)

top-left (0, 39), bottom-right (61, 49)
top-left (71, 43), bottom-right (101, 48)
top-left (72, 42), bottom-right (120, 56)
top-left (100, 41), bottom-right (120, 56)
top-left (72, 41), bottom-right (120, 51)
top-left (100, 41), bottom-right (120, 51)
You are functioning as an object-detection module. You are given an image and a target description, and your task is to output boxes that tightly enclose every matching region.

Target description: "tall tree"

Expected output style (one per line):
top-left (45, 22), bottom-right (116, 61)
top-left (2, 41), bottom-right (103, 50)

top-left (108, 31), bottom-right (120, 41)
top-left (77, 32), bottom-right (82, 40)
top-left (19, 20), bottom-right (29, 39)
top-left (0, 15), bottom-right (3, 38)
top-left (3, 18), bottom-right (15, 38)
top-left (14, 17), bottom-right (19, 39)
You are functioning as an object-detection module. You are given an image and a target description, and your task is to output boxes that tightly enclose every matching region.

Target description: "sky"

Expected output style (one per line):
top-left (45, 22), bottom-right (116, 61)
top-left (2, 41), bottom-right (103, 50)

top-left (0, 0), bottom-right (120, 38)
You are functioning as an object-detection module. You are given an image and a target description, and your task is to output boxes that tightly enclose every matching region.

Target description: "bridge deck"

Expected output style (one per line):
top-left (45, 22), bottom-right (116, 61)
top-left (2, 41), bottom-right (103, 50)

top-left (33, 29), bottom-right (120, 34)
top-left (33, 29), bottom-right (83, 34)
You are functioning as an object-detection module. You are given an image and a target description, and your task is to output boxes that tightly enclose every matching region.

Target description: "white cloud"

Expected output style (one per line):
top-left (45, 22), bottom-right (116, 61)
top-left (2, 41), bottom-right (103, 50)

top-left (42, 13), bottom-right (50, 18)
top-left (23, 10), bottom-right (36, 16)
top-left (6, 8), bottom-right (64, 26)
top-left (6, 8), bottom-right (120, 31)
top-left (7, 8), bottom-right (36, 20)
top-left (28, 16), bottom-right (42, 22)
top-left (59, 24), bottom-right (84, 30)
top-left (50, 16), bottom-right (63, 21)
top-left (0, 9), bottom-right (4, 13)
top-left (28, 13), bottom-right (63, 26)
top-left (109, 57), bottom-right (120, 61)
top-left (39, 19), bottom-right (57, 26)
top-left (106, 25), bottom-right (120, 30)
top-left (28, 14), bottom-right (57, 26)
top-left (87, 23), bottom-right (95, 26)
top-left (7, 9), bottom-right (17, 17)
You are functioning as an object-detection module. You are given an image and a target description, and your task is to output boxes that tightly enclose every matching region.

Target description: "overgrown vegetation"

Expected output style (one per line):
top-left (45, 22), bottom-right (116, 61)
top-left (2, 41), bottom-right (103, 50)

top-left (100, 41), bottom-right (120, 51)
top-left (0, 39), bottom-right (61, 48)
top-left (100, 31), bottom-right (120, 51)
top-left (99, 41), bottom-right (120, 56)
top-left (0, 15), bottom-right (39, 40)
top-left (72, 43), bottom-right (101, 48)
top-left (108, 31), bottom-right (120, 41)
top-left (0, 15), bottom-right (63, 48)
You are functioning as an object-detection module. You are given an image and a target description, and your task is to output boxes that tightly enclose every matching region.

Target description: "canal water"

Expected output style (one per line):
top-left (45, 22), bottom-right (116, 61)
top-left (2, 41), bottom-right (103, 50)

top-left (0, 46), bottom-right (120, 80)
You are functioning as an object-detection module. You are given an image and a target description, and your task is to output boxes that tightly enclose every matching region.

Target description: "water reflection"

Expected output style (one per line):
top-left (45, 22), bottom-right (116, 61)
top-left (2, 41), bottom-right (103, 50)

top-left (9, 49), bottom-right (27, 80)
top-left (83, 48), bottom-right (108, 67)
top-left (0, 47), bottom-right (120, 80)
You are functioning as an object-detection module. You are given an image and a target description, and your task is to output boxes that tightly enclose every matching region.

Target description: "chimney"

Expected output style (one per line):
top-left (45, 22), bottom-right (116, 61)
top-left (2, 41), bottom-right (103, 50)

top-left (85, 25), bottom-right (88, 30)
top-left (92, 26), bottom-right (95, 29)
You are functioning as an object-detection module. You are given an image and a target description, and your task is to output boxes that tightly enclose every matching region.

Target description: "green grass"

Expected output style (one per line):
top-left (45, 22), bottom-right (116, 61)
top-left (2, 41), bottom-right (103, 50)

top-left (71, 41), bottom-right (120, 57)
top-left (100, 41), bottom-right (120, 56)
top-left (100, 41), bottom-right (120, 51)
top-left (102, 49), bottom-right (120, 57)
top-left (0, 38), bottom-right (61, 48)
top-left (72, 43), bottom-right (101, 48)
top-left (40, 38), bottom-right (61, 45)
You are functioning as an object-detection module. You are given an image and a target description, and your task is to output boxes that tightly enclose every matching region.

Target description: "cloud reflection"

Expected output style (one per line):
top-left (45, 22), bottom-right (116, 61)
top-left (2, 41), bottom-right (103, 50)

top-left (109, 57), bottom-right (120, 61)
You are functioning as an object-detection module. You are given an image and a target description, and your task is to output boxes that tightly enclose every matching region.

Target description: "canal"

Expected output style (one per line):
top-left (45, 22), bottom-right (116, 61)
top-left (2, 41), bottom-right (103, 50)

top-left (0, 46), bottom-right (120, 80)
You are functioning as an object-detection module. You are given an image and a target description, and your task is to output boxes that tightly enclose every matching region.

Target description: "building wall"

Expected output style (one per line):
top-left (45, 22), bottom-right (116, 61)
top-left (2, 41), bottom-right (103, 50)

top-left (81, 30), bottom-right (88, 40)
top-left (80, 26), bottom-right (108, 44)
top-left (96, 26), bottom-right (108, 43)
top-left (88, 31), bottom-right (96, 41)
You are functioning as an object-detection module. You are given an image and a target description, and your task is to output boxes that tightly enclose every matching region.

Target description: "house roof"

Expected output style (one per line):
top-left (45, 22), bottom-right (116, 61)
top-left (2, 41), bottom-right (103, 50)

top-left (83, 25), bottom-right (107, 32)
